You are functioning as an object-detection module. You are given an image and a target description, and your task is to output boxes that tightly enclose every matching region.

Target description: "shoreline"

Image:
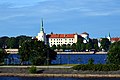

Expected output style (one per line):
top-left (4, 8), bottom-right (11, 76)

top-left (0, 73), bottom-right (120, 78)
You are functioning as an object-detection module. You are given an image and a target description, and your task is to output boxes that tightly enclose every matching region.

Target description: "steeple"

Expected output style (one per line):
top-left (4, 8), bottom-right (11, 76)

top-left (107, 32), bottom-right (111, 41)
top-left (40, 18), bottom-right (44, 32)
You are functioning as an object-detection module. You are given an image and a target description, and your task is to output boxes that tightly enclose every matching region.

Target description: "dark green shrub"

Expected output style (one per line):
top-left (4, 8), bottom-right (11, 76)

top-left (72, 64), bottom-right (120, 71)
top-left (29, 66), bottom-right (37, 73)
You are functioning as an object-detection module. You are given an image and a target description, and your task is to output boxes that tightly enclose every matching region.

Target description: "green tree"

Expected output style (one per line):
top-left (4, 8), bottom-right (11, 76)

top-left (56, 45), bottom-right (61, 51)
top-left (61, 44), bottom-right (66, 51)
top-left (81, 43), bottom-right (86, 51)
top-left (66, 44), bottom-right (71, 50)
top-left (51, 44), bottom-right (57, 51)
top-left (107, 41), bottom-right (120, 64)
top-left (100, 38), bottom-right (111, 51)
top-left (71, 43), bottom-right (76, 51)
top-left (94, 44), bottom-right (99, 51)
top-left (0, 36), bottom-right (9, 48)
top-left (86, 43), bottom-right (92, 51)
top-left (0, 49), bottom-right (7, 64)
top-left (19, 40), bottom-right (57, 65)
top-left (16, 35), bottom-right (32, 48)
top-left (76, 38), bottom-right (83, 51)
top-left (6, 37), bottom-right (18, 48)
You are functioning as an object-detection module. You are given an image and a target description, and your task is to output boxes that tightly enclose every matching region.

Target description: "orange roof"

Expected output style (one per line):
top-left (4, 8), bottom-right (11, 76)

top-left (47, 34), bottom-right (75, 38)
top-left (111, 37), bottom-right (120, 42)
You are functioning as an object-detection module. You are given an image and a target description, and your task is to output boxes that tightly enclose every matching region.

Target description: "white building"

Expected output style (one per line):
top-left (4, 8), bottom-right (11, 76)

top-left (46, 33), bottom-right (78, 47)
top-left (80, 32), bottom-right (89, 43)
top-left (37, 19), bottom-right (47, 44)
top-left (37, 20), bottom-right (90, 47)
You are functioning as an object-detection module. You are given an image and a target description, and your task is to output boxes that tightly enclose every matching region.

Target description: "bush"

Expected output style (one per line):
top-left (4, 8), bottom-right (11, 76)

top-left (29, 66), bottom-right (37, 73)
top-left (72, 64), bottom-right (120, 71)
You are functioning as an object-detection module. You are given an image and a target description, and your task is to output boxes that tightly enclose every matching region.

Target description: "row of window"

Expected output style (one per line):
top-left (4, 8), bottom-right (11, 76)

top-left (50, 42), bottom-right (73, 44)
top-left (50, 38), bottom-right (74, 41)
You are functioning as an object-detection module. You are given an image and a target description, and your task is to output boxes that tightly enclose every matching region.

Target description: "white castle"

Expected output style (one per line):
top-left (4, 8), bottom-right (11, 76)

top-left (36, 19), bottom-right (89, 47)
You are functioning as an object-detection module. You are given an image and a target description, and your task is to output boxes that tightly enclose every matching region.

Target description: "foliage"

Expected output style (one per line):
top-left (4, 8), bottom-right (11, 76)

top-left (51, 44), bottom-right (56, 51)
top-left (100, 38), bottom-right (111, 51)
top-left (76, 38), bottom-right (83, 51)
top-left (19, 40), bottom-right (57, 65)
top-left (0, 49), bottom-right (7, 64)
top-left (0, 35), bottom-right (32, 49)
top-left (61, 44), bottom-right (66, 51)
top-left (88, 58), bottom-right (94, 64)
top-left (29, 66), bottom-right (37, 73)
top-left (86, 43), bottom-right (92, 51)
top-left (107, 41), bottom-right (120, 64)
top-left (72, 64), bottom-right (120, 71)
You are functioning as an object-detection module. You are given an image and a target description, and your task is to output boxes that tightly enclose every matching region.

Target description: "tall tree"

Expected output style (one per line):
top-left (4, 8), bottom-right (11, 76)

top-left (107, 41), bottom-right (120, 64)
top-left (76, 38), bottom-right (83, 51)
top-left (19, 40), bottom-right (57, 65)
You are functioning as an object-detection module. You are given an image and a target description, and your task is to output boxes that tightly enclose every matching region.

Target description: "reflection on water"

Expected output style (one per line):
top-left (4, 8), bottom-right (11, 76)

top-left (0, 77), bottom-right (119, 80)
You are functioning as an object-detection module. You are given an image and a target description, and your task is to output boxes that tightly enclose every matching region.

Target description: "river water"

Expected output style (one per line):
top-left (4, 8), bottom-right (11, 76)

top-left (0, 77), bottom-right (119, 80)
top-left (5, 54), bottom-right (107, 65)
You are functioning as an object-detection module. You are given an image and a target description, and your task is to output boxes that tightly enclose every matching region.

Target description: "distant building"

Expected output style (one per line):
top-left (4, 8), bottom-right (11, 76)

top-left (80, 32), bottom-right (89, 43)
top-left (111, 37), bottom-right (120, 43)
top-left (36, 20), bottom-right (90, 47)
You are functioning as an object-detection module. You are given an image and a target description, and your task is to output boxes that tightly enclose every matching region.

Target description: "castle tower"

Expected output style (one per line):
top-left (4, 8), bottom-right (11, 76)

top-left (37, 19), bottom-right (46, 44)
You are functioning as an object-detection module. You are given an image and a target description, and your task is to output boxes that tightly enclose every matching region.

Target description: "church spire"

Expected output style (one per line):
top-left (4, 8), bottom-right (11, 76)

top-left (40, 18), bottom-right (44, 32)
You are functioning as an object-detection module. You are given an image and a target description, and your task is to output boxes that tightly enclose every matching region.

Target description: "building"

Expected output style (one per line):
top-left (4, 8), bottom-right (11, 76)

top-left (111, 37), bottom-right (120, 43)
top-left (36, 19), bottom-right (47, 44)
top-left (46, 33), bottom-right (78, 47)
top-left (37, 20), bottom-right (90, 47)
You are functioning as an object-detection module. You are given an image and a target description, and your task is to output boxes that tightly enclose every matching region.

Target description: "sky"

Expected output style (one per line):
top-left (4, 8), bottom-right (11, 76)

top-left (0, 0), bottom-right (120, 38)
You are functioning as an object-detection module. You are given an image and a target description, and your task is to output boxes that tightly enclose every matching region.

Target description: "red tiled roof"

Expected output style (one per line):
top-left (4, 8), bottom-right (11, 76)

top-left (47, 34), bottom-right (75, 38)
top-left (111, 37), bottom-right (120, 42)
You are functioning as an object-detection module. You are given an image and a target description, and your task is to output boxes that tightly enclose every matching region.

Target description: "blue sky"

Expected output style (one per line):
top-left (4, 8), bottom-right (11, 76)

top-left (0, 0), bottom-right (120, 38)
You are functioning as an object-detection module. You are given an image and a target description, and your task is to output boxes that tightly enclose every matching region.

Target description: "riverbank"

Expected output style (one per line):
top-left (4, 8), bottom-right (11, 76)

top-left (0, 73), bottom-right (120, 78)
top-left (0, 67), bottom-right (120, 78)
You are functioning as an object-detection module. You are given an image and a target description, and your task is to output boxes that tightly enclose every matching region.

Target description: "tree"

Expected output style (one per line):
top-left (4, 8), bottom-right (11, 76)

top-left (94, 44), bottom-right (99, 51)
top-left (76, 38), bottom-right (83, 51)
top-left (16, 35), bottom-right (32, 48)
top-left (81, 43), bottom-right (86, 51)
top-left (86, 43), bottom-right (92, 51)
top-left (19, 40), bottom-right (57, 65)
top-left (6, 37), bottom-right (18, 48)
top-left (66, 44), bottom-right (71, 50)
top-left (51, 44), bottom-right (57, 51)
top-left (0, 49), bottom-right (7, 64)
top-left (107, 41), bottom-right (120, 64)
top-left (0, 36), bottom-right (9, 48)
top-left (71, 43), bottom-right (76, 51)
top-left (61, 44), bottom-right (66, 51)
top-left (56, 45), bottom-right (61, 51)
top-left (100, 38), bottom-right (111, 51)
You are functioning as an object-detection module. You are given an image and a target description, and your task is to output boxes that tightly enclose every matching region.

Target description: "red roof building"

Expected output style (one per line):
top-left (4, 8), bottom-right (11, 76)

top-left (111, 37), bottom-right (120, 43)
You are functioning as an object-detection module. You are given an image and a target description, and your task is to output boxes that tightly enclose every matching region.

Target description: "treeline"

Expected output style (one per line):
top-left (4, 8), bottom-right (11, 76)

top-left (0, 35), bottom-right (32, 49)
top-left (51, 38), bottom-right (111, 52)
top-left (0, 35), bottom-right (111, 52)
